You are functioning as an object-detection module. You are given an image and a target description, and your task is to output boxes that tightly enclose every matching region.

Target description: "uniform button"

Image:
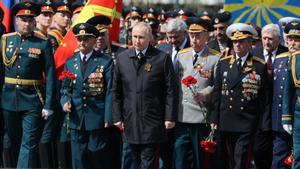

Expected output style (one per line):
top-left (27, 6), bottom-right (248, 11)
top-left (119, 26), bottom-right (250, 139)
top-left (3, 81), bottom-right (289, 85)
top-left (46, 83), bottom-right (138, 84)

top-left (184, 92), bottom-right (187, 95)
top-left (20, 47), bottom-right (23, 50)
top-left (83, 104), bottom-right (87, 107)
top-left (230, 90), bottom-right (234, 93)
top-left (280, 86), bottom-right (283, 89)
top-left (83, 96), bottom-right (86, 100)
top-left (16, 75), bottom-right (20, 78)
top-left (21, 39), bottom-right (24, 42)
top-left (279, 104), bottom-right (282, 107)
top-left (229, 105), bottom-right (232, 109)
top-left (83, 83), bottom-right (86, 86)
top-left (282, 77), bottom-right (285, 80)
top-left (240, 107), bottom-right (244, 110)
top-left (230, 97), bottom-right (233, 101)
top-left (279, 95), bottom-right (282, 98)
top-left (19, 56), bottom-right (21, 59)
top-left (16, 85), bottom-right (19, 88)
top-left (241, 98), bottom-right (244, 102)
top-left (17, 65), bottom-right (20, 68)
top-left (183, 99), bottom-right (187, 102)
top-left (83, 89), bottom-right (86, 92)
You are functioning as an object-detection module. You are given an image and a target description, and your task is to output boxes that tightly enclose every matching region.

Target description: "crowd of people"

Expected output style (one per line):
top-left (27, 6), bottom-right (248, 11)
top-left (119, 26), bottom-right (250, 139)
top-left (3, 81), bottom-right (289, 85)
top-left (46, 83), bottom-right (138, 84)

top-left (1, 0), bottom-right (300, 169)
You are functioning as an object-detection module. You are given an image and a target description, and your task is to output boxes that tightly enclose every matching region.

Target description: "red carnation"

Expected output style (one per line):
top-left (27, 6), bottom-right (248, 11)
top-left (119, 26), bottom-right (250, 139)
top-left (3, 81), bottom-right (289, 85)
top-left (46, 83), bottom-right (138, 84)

top-left (59, 70), bottom-right (76, 80)
top-left (200, 128), bottom-right (217, 154)
top-left (182, 75), bottom-right (197, 88)
top-left (284, 151), bottom-right (294, 167)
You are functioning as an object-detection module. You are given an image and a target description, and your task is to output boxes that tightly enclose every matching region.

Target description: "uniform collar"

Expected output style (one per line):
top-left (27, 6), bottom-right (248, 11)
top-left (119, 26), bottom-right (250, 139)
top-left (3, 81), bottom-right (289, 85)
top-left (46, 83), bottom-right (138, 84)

top-left (80, 50), bottom-right (93, 61)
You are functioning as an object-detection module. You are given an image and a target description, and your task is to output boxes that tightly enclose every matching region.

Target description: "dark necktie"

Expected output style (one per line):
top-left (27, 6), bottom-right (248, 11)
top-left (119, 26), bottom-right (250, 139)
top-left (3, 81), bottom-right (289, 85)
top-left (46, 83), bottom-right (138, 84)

top-left (82, 55), bottom-right (88, 74)
top-left (237, 57), bottom-right (242, 71)
top-left (193, 53), bottom-right (199, 65)
top-left (172, 47), bottom-right (180, 64)
top-left (137, 52), bottom-right (144, 59)
top-left (267, 53), bottom-right (273, 75)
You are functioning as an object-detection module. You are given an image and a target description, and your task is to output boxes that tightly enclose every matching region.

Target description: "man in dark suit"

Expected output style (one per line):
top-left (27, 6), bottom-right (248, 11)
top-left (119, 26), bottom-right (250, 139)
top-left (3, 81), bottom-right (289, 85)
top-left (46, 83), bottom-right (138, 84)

top-left (112, 22), bottom-right (177, 169)
top-left (155, 18), bottom-right (190, 169)
top-left (209, 23), bottom-right (269, 169)
top-left (60, 23), bottom-right (113, 169)
top-left (252, 24), bottom-right (289, 169)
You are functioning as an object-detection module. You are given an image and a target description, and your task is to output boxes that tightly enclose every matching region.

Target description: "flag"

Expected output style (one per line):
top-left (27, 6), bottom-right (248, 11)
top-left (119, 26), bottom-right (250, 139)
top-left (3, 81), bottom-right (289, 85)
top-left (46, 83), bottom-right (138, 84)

top-left (224, 0), bottom-right (300, 27)
top-left (0, 0), bottom-right (13, 32)
top-left (54, 0), bottom-right (122, 77)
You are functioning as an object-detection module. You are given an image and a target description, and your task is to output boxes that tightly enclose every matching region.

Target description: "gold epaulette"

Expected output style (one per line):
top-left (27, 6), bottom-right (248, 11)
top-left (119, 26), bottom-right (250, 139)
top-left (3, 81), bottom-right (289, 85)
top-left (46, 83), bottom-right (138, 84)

top-left (208, 47), bottom-right (221, 57)
top-left (112, 41), bottom-right (127, 48)
top-left (34, 31), bottom-right (47, 40)
top-left (178, 47), bottom-right (191, 54)
top-left (253, 56), bottom-right (266, 64)
top-left (276, 52), bottom-right (290, 59)
top-left (292, 50), bottom-right (300, 56)
top-left (2, 32), bottom-right (18, 37)
top-left (220, 54), bottom-right (233, 61)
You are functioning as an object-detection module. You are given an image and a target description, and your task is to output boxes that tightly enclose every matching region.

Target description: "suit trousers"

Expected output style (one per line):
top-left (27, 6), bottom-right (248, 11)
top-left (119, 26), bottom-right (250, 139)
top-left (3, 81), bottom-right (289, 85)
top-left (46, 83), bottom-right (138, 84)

top-left (3, 109), bottom-right (42, 168)
top-left (219, 131), bottom-right (255, 169)
top-left (173, 122), bottom-right (210, 169)
top-left (70, 128), bottom-right (110, 169)
top-left (253, 130), bottom-right (273, 169)
top-left (122, 142), bottom-right (159, 169)
top-left (271, 131), bottom-right (292, 169)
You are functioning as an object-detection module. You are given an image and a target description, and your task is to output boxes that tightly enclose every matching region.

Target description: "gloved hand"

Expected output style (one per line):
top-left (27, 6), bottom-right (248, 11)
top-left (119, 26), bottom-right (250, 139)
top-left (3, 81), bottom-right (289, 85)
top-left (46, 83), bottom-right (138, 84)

top-left (283, 124), bottom-right (293, 135)
top-left (42, 109), bottom-right (54, 120)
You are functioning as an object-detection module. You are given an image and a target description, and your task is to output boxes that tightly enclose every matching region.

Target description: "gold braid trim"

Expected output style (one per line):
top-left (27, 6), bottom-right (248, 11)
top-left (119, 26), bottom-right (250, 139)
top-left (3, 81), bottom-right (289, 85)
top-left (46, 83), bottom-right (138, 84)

top-left (291, 54), bottom-right (300, 88)
top-left (2, 36), bottom-right (18, 67)
top-left (34, 84), bottom-right (45, 105)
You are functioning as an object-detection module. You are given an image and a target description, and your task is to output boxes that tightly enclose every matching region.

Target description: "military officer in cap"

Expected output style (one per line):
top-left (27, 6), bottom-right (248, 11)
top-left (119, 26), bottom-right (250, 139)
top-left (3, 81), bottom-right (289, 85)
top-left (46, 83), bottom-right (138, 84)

top-left (0, 2), bottom-right (55, 168)
top-left (35, 1), bottom-right (58, 168)
top-left (174, 17), bottom-right (220, 169)
top-left (71, 1), bottom-right (85, 23)
top-left (278, 17), bottom-right (300, 47)
top-left (48, 0), bottom-right (71, 52)
top-left (282, 21), bottom-right (300, 169)
top-left (61, 22), bottom-right (113, 169)
top-left (209, 23), bottom-right (269, 169)
top-left (207, 11), bottom-right (233, 56)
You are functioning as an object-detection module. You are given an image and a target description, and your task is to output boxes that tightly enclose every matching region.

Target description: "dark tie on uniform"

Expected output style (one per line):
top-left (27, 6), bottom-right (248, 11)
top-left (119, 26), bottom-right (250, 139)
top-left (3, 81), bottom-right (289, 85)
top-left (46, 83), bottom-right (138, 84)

top-left (81, 55), bottom-right (88, 74)
top-left (237, 57), bottom-right (242, 71)
top-left (193, 53), bottom-right (199, 65)
top-left (267, 53), bottom-right (273, 75)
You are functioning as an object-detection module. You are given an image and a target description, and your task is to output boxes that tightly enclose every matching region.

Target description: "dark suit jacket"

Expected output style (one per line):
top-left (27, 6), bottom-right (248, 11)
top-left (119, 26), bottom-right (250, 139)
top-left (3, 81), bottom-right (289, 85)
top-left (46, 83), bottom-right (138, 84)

top-left (251, 44), bottom-right (288, 60)
top-left (156, 37), bottom-right (190, 56)
top-left (209, 53), bottom-right (269, 132)
top-left (112, 45), bottom-right (177, 144)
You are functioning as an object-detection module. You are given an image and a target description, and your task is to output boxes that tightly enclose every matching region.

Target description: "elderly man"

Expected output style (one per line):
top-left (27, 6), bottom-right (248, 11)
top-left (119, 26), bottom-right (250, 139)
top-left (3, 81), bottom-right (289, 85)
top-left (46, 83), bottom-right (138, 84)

top-left (174, 17), bottom-right (220, 169)
top-left (112, 22), bottom-right (177, 169)
top-left (252, 24), bottom-right (289, 169)
top-left (60, 22), bottom-right (113, 169)
top-left (209, 23), bottom-right (269, 169)
top-left (282, 21), bottom-right (300, 169)
top-left (0, 2), bottom-right (55, 168)
top-left (156, 18), bottom-right (190, 169)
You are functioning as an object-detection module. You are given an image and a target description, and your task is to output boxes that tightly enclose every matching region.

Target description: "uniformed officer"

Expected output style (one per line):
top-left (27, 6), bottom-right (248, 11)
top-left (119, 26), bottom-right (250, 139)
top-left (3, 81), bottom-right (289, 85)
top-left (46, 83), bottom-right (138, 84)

top-left (209, 23), bottom-right (269, 169)
top-left (207, 11), bottom-right (233, 55)
top-left (35, 1), bottom-right (57, 168)
top-left (61, 22), bottom-right (113, 169)
top-left (0, 2), bottom-right (55, 168)
top-left (71, 1), bottom-right (85, 23)
top-left (282, 21), bottom-right (300, 169)
top-left (278, 17), bottom-right (300, 47)
top-left (174, 17), bottom-right (220, 169)
top-left (48, 0), bottom-right (71, 51)
top-left (174, 9), bottom-right (195, 21)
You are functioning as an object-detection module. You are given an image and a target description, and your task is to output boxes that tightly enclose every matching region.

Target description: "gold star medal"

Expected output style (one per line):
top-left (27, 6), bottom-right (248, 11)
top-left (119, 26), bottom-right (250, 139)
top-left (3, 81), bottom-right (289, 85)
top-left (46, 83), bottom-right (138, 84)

top-left (145, 63), bottom-right (152, 72)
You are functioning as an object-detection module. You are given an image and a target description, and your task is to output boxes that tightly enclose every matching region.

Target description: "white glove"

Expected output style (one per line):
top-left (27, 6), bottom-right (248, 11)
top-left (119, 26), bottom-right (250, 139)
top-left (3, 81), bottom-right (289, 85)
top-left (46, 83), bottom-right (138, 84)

top-left (283, 124), bottom-right (293, 135)
top-left (42, 109), bottom-right (54, 120)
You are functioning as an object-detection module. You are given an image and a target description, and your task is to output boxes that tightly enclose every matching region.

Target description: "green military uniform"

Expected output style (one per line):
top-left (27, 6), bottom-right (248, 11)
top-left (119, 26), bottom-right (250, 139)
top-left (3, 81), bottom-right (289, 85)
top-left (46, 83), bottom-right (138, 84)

top-left (282, 21), bottom-right (300, 169)
top-left (0, 2), bottom-right (55, 168)
top-left (61, 22), bottom-right (113, 169)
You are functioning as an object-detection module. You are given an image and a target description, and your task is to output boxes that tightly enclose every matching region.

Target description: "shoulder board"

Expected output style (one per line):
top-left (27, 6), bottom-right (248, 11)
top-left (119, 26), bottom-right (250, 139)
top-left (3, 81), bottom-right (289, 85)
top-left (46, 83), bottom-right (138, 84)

top-left (276, 52), bottom-right (290, 59)
top-left (220, 55), bottom-right (233, 61)
top-left (178, 47), bottom-right (191, 54)
top-left (253, 56), bottom-right (266, 64)
top-left (2, 32), bottom-right (18, 37)
top-left (111, 41), bottom-right (127, 48)
top-left (33, 31), bottom-right (47, 40)
top-left (292, 50), bottom-right (300, 56)
top-left (208, 47), bottom-right (221, 57)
